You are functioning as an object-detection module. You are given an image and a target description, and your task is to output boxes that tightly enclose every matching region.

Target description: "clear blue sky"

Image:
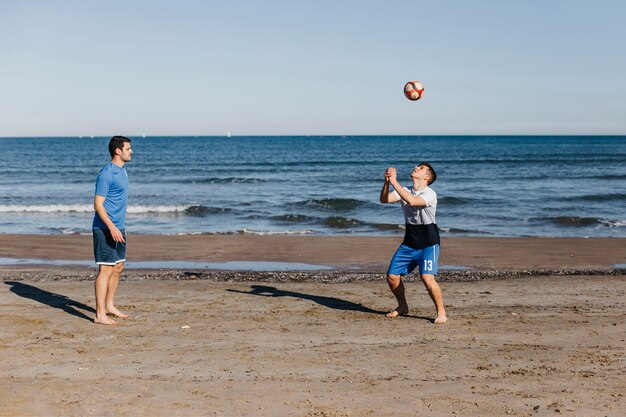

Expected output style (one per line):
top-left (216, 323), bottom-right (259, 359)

top-left (1, 1), bottom-right (625, 136)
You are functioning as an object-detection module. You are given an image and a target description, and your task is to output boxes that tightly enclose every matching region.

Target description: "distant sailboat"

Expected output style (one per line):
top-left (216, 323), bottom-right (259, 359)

top-left (227, 131), bottom-right (231, 138)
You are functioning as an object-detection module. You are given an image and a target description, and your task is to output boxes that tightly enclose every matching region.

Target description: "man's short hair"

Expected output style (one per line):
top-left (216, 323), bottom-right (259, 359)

top-left (109, 136), bottom-right (131, 158)
top-left (419, 161), bottom-right (437, 185)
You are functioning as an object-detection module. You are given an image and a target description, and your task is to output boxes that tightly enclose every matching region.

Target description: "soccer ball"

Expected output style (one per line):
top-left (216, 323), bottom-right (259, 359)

top-left (404, 80), bottom-right (424, 101)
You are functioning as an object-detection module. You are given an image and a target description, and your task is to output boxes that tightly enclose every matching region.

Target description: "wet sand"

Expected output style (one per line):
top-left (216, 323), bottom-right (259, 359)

top-left (0, 234), bottom-right (625, 271)
top-left (0, 235), bottom-right (625, 416)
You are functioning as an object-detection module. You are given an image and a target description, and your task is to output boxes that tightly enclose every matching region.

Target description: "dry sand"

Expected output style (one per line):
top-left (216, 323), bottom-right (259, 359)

top-left (1, 235), bottom-right (625, 416)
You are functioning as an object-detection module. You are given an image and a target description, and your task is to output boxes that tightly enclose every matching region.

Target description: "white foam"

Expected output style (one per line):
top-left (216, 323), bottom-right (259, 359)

top-left (0, 204), bottom-right (192, 214)
top-left (126, 205), bottom-right (190, 214)
top-left (0, 204), bottom-right (93, 213)
top-left (600, 219), bottom-right (626, 227)
top-left (240, 229), bottom-right (313, 235)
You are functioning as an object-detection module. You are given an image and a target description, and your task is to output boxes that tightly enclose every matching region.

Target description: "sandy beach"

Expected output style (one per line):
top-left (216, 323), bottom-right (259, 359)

top-left (1, 235), bottom-right (625, 416)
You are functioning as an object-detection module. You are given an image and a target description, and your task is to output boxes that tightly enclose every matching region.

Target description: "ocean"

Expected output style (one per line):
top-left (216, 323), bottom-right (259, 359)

top-left (0, 136), bottom-right (625, 237)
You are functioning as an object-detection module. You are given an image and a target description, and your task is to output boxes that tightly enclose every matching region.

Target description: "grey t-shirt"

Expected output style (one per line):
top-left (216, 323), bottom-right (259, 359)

top-left (391, 186), bottom-right (437, 225)
top-left (391, 186), bottom-right (440, 249)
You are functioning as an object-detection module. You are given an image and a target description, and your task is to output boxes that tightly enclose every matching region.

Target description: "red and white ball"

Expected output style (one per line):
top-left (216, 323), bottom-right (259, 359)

top-left (404, 80), bottom-right (425, 101)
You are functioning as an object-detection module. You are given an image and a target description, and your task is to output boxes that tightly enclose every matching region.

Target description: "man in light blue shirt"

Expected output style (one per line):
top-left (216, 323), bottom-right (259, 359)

top-left (92, 136), bottom-right (132, 325)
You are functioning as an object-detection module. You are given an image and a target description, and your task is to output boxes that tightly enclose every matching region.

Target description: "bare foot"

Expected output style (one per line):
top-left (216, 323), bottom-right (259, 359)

top-left (434, 314), bottom-right (448, 324)
top-left (94, 315), bottom-right (117, 325)
top-left (386, 308), bottom-right (409, 318)
top-left (106, 305), bottom-right (129, 318)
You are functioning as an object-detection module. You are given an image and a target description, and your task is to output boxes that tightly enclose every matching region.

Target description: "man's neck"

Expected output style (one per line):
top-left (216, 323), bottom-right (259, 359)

top-left (111, 157), bottom-right (125, 168)
top-left (412, 181), bottom-right (428, 192)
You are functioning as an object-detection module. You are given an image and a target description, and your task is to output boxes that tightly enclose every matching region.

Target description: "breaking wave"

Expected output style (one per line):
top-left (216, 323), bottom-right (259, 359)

top-left (177, 177), bottom-right (268, 184)
top-left (239, 229), bottom-right (313, 235)
top-left (0, 204), bottom-right (232, 216)
top-left (270, 214), bottom-right (318, 223)
top-left (538, 216), bottom-right (626, 227)
top-left (299, 198), bottom-right (369, 211)
top-left (321, 216), bottom-right (367, 229)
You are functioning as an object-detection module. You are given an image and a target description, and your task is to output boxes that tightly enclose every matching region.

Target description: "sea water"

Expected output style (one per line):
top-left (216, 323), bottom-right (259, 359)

top-left (0, 136), bottom-right (624, 237)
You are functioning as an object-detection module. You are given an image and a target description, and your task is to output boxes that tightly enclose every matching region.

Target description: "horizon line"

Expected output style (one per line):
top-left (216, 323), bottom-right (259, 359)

top-left (1, 134), bottom-right (625, 139)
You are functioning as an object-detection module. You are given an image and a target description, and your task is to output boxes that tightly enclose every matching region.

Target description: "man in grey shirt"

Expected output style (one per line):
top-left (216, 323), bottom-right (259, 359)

top-left (379, 162), bottom-right (447, 324)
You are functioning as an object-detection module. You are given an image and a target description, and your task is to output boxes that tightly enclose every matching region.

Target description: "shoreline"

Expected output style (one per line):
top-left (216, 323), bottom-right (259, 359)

top-left (3, 268), bottom-right (625, 285)
top-left (1, 235), bottom-right (625, 282)
top-left (1, 234), bottom-right (625, 267)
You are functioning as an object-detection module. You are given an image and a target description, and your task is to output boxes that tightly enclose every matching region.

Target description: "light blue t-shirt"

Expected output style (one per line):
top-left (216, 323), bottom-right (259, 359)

top-left (92, 162), bottom-right (129, 230)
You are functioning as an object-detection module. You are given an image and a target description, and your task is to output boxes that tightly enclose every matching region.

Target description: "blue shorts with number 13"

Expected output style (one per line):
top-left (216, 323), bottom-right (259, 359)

top-left (387, 244), bottom-right (439, 276)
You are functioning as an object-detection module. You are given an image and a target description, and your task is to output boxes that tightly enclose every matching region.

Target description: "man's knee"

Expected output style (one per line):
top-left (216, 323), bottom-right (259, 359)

top-left (387, 273), bottom-right (401, 283)
top-left (98, 265), bottom-right (115, 277)
top-left (420, 274), bottom-right (437, 289)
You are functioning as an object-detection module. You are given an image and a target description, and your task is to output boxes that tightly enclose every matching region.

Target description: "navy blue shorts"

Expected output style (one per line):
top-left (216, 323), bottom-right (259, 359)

top-left (93, 228), bottom-right (126, 266)
top-left (387, 244), bottom-right (439, 276)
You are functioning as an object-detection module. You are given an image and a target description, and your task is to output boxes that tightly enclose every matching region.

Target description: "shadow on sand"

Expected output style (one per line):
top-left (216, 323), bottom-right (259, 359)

top-left (5, 281), bottom-right (95, 322)
top-left (227, 284), bottom-right (389, 316)
top-left (228, 285), bottom-right (434, 322)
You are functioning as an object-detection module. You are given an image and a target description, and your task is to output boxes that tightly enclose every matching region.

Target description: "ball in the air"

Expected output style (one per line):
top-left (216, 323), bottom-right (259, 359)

top-left (404, 80), bottom-right (425, 101)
